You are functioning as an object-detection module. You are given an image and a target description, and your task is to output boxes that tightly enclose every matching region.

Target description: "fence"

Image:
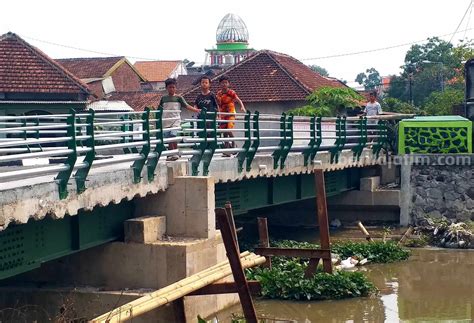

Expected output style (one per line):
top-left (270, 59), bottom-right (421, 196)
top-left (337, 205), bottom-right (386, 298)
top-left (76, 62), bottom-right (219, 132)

top-left (0, 108), bottom-right (396, 199)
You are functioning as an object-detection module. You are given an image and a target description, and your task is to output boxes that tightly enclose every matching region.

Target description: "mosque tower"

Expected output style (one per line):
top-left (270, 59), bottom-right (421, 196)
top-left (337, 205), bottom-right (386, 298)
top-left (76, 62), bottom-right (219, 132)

top-left (205, 13), bottom-right (255, 67)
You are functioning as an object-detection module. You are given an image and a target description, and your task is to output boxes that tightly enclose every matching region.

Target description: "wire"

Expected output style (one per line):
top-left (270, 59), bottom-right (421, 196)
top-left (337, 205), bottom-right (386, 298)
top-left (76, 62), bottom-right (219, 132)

top-left (301, 27), bottom-right (473, 61)
top-left (22, 27), bottom-right (474, 63)
top-left (463, 1), bottom-right (473, 39)
top-left (449, 0), bottom-right (473, 43)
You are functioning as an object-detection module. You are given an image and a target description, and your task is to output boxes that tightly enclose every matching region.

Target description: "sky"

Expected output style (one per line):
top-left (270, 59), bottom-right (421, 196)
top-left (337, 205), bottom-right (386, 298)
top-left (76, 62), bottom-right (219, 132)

top-left (1, 0), bottom-right (472, 88)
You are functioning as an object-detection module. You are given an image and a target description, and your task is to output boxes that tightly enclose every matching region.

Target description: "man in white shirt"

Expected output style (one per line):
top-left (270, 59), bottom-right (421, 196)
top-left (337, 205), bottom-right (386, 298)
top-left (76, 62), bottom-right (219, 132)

top-left (364, 91), bottom-right (382, 123)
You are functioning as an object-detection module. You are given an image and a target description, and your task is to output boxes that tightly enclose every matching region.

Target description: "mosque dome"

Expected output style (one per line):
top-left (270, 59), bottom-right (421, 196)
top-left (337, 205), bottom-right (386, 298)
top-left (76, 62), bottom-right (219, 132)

top-left (216, 13), bottom-right (249, 43)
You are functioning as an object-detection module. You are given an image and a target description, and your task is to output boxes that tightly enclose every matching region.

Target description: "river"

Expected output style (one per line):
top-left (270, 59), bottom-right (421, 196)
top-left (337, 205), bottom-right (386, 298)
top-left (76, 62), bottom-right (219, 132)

top-left (211, 247), bottom-right (474, 322)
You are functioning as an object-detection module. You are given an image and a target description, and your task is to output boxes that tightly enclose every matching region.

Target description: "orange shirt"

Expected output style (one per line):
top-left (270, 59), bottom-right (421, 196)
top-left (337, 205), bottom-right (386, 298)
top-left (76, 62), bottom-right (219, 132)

top-left (216, 89), bottom-right (237, 113)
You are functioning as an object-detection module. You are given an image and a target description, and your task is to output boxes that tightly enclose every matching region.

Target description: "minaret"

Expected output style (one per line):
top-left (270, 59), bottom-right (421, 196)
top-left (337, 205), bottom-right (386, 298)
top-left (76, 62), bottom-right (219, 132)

top-left (205, 13), bottom-right (255, 67)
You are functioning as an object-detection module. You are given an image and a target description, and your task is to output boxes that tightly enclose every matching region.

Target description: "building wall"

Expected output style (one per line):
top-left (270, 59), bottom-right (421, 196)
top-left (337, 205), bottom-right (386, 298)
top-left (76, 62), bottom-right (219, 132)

top-left (87, 80), bottom-right (105, 99)
top-left (401, 154), bottom-right (474, 224)
top-left (111, 63), bottom-right (142, 92)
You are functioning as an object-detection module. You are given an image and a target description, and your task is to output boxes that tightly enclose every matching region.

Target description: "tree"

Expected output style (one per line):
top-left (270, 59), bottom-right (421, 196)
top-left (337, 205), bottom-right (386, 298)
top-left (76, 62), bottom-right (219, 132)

top-left (288, 86), bottom-right (363, 117)
top-left (355, 68), bottom-right (382, 90)
top-left (308, 65), bottom-right (329, 77)
top-left (422, 89), bottom-right (464, 115)
top-left (382, 97), bottom-right (418, 114)
top-left (387, 37), bottom-right (470, 105)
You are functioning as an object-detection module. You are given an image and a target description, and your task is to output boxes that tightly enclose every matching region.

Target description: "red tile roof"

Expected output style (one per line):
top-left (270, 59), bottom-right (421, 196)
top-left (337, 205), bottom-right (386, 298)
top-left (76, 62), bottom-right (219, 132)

top-left (56, 56), bottom-right (124, 79)
top-left (183, 50), bottom-right (346, 103)
top-left (134, 61), bottom-right (181, 82)
top-left (108, 91), bottom-right (162, 111)
top-left (177, 74), bottom-right (201, 92)
top-left (0, 32), bottom-right (90, 94)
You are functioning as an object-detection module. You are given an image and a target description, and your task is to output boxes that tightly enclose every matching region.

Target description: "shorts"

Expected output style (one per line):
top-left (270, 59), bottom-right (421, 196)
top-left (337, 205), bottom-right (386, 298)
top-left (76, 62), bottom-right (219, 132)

top-left (218, 112), bottom-right (236, 129)
top-left (163, 129), bottom-right (178, 138)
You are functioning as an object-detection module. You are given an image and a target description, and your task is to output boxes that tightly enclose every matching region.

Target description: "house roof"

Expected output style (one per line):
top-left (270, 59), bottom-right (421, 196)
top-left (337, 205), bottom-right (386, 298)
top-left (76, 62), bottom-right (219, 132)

top-left (183, 50), bottom-right (346, 103)
top-left (56, 57), bottom-right (147, 82)
top-left (108, 91), bottom-right (162, 111)
top-left (134, 60), bottom-right (181, 82)
top-left (177, 74), bottom-right (201, 92)
top-left (0, 32), bottom-right (90, 95)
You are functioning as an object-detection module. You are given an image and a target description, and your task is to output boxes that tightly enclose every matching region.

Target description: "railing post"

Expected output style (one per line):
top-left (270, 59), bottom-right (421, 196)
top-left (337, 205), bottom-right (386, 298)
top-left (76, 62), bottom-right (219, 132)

top-left (352, 116), bottom-right (367, 161)
top-left (56, 109), bottom-right (78, 200)
top-left (202, 110), bottom-right (217, 176)
top-left (246, 112), bottom-right (260, 172)
top-left (147, 108), bottom-right (166, 182)
top-left (272, 113), bottom-right (286, 169)
top-left (237, 111), bottom-right (251, 172)
top-left (131, 108), bottom-right (151, 184)
top-left (330, 116), bottom-right (341, 164)
top-left (279, 115), bottom-right (293, 169)
top-left (191, 108), bottom-right (207, 176)
top-left (372, 120), bottom-right (387, 158)
top-left (75, 110), bottom-right (96, 194)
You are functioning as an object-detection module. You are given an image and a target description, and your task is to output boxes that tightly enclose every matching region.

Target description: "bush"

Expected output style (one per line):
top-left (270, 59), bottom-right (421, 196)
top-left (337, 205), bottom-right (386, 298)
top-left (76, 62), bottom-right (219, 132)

top-left (248, 259), bottom-right (376, 301)
top-left (274, 240), bottom-right (410, 263)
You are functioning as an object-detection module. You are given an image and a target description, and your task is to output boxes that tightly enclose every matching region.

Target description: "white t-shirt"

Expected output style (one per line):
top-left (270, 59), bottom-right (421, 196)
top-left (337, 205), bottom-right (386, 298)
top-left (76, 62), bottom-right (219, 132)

top-left (365, 101), bottom-right (382, 116)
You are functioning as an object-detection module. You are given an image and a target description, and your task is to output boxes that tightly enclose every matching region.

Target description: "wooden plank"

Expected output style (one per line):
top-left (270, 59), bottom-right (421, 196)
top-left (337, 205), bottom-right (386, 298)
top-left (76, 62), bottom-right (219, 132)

top-left (216, 208), bottom-right (258, 323)
top-left (304, 258), bottom-right (320, 278)
top-left (254, 247), bottom-right (331, 259)
top-left (225, 202), bottom-right (240, 254)
top-left (314, 169), bottom-right (333, 274)
top-left (188, 281), bottom-right (261, 296)
top-left (257, 217), bottom-right (272, 268)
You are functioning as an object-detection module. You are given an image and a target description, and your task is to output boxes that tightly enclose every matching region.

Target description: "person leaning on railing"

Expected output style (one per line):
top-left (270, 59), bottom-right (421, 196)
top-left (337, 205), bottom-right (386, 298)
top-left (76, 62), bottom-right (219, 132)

top-left (216, 75), bottom-right (246, 157)
top-left (159, 78), bottom-right (200, 161)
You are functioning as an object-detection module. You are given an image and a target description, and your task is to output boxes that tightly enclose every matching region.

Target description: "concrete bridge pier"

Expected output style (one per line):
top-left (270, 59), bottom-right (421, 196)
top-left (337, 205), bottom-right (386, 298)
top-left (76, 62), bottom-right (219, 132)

top-left (0, 176), bottom-right (238, 322)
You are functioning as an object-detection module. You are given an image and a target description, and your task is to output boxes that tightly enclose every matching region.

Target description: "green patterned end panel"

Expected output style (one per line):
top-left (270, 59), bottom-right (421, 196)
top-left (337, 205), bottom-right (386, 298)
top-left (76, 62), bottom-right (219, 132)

top-left (403, 127), bottom-right (469, 154)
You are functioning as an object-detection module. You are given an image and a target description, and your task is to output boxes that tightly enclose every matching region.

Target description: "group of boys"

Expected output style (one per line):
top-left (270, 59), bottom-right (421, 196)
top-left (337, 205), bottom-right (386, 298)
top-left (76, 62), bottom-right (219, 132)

top-left (158, 76), bottom-right (245, 160)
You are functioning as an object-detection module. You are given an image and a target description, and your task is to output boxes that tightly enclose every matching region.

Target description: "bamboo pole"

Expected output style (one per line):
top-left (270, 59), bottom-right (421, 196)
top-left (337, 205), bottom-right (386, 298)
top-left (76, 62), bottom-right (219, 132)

top-left (90, 253), bottom-right (265, 323)
top-left (357, 221), bottom-right (373, 242)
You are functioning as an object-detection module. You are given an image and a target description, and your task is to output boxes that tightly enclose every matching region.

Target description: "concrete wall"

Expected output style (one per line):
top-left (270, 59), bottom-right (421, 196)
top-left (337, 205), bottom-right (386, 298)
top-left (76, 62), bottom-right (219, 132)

top-left (400, 154), bottom-right (474, 225)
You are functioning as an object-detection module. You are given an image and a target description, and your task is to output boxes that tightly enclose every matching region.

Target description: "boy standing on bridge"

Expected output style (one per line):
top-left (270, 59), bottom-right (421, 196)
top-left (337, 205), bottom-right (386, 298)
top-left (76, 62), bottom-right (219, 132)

top-left (216, 75), bottom-right (246, 157)
top-left (159, 78), bottom-right (199, 161)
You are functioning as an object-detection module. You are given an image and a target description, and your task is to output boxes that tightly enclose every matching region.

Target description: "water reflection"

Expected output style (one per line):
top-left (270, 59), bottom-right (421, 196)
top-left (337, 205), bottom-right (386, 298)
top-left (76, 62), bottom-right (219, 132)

top-left (212, 249), bottom-right (474, 322)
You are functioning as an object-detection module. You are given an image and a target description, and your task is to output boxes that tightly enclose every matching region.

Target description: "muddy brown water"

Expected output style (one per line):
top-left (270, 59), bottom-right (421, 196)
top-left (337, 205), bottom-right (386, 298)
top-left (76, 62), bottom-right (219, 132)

top-left (211, 227), bottom-right (474, 322)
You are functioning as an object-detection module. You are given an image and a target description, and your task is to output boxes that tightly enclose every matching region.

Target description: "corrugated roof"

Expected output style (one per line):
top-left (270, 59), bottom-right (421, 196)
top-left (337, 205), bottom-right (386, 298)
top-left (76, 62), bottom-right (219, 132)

top-left (87, 100), bottom-right (133, 112)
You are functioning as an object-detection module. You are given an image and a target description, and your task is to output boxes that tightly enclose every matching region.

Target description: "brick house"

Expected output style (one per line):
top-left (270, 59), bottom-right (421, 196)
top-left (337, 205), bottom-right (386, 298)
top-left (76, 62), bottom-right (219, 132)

top-left (134, 60), bottom-right (187, 91)
top-left (0, 32), bottom-right (91, 116)
top-left (56, 56), bottom-right (147, 98)
top-left (57, 57), bottom-right (161, 111)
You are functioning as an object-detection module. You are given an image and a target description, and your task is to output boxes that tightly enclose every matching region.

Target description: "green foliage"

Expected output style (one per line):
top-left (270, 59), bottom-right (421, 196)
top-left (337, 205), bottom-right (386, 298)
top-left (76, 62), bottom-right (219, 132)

top-left (286, 105), bottom-right (331, 117)
top-left (387, 37), bottom-right (471, 105)
top-left (249, 261), bottom-right (376, 301)
top-left (382, 97), bottom-right (418, 114)
top-left (288, 86), bottom-right (363, 117)
top-left (274, 240), bottom-right (410, 263)
top-left (355, 67), bottom-right (382, 90)
top-left (308, 64), bottom-right (329, 77)
top-left (422, 88), bottom-right (464, 115)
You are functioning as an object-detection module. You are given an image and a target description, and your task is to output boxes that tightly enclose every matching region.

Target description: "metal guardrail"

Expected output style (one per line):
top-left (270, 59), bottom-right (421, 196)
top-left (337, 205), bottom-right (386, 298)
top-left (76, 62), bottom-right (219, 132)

top-left (0, 108), bottom-right (393, 199)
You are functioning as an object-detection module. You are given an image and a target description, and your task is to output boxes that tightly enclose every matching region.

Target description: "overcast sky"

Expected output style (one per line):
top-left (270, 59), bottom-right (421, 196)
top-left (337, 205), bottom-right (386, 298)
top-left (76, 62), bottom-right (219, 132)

top-left (1, 0), bottom-right (472, 88)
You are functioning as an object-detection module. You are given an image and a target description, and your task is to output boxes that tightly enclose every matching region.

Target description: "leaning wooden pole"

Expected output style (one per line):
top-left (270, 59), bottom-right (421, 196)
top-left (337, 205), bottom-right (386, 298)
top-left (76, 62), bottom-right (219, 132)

top-left (257, 217), bottom-right (272, 268)
top-left (216, 207), bottom-right (258, 323)
top-left (314, 169), bottom-right (333, 274)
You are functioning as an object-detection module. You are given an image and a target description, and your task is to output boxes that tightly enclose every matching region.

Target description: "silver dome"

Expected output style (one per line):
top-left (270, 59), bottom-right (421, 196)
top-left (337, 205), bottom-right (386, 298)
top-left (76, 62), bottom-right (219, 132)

top-left (216, 13), bottom-right (249, 43)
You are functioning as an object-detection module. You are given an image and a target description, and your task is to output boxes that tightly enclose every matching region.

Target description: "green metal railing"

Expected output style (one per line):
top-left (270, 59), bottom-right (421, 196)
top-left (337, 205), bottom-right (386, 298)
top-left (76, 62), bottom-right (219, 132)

top-left (0, 109), bottom-right (392, 199)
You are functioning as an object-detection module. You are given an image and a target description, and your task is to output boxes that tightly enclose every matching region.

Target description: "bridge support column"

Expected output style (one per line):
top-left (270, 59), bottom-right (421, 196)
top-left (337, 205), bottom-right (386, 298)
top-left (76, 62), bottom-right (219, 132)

top-left (135, 176), bottom-right (216, 239)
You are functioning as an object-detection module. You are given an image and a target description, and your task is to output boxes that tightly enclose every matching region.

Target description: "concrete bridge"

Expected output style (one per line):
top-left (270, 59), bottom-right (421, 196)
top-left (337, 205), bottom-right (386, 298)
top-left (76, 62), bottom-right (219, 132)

top-left (0, 109), bottom-right (401, 320)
